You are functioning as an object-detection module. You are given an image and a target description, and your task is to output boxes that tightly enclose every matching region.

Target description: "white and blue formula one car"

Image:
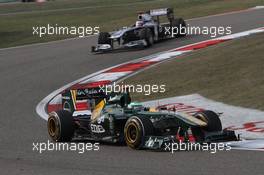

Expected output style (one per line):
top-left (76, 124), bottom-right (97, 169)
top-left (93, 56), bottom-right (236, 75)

top-left (91, 8), bottom-right (186, 53)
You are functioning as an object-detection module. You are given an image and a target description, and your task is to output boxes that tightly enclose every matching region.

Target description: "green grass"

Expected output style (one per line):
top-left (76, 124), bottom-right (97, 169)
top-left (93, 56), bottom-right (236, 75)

top-left (0, 0), bottom-right (262, 48)
top-left (124, 33), bottom-right (264, 110)
top-left (0, 0), bottom-right (150, 14)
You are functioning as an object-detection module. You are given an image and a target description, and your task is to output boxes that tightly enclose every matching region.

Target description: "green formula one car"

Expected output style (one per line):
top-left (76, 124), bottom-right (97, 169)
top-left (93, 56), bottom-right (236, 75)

top-left (47, 88), bottom-right (237, 150)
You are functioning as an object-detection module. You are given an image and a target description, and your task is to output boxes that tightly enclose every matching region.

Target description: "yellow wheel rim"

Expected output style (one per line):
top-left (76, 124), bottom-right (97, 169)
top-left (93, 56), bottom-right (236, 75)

top-left (48, 117), bottom-right (57, 137)
top-left (126, 122), bottom-right (139, 144)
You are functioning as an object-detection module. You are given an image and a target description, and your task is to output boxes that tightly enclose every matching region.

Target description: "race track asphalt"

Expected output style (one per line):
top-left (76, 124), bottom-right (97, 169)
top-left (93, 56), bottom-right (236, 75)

top-left (0, 8), bottom-right (263, 175)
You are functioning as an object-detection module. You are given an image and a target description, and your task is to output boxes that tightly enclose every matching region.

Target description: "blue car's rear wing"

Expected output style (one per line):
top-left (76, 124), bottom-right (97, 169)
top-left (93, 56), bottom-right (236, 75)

top-left (147, 8), bottom-right (174, 19)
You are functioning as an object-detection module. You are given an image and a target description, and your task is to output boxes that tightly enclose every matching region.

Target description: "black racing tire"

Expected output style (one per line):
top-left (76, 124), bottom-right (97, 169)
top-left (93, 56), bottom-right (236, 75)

top-left (124, 116), bottom-right (154, 149)
top-left (98, 32), bottom-right (111, 44)
top-left (171, 18), bottom-right (187, 37)
top-left (47, 110), bottom-right (75, 142)
top-left (139, 28), bottom-right (154, 47)
top-left (191, 110), bottom-right (222, 142)
top-left (194, 110), bottom-right (222, 132)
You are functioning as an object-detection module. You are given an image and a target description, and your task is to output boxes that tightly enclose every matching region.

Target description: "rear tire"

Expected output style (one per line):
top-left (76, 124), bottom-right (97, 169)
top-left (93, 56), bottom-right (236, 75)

top-left (47, 110), bottom-right (75, 142)
top-left (195, 110), bottom-right (222, 132)
top-left (124, 116), bottom-right (154, 149)
top-left (171, 18), bottom-right (186, 37)
top-left (139, 28), bottom-right (154, 47)
top-left (191, 110), bottom-right (222, 142)
top-left (98, 32), bottom-right (111, 44)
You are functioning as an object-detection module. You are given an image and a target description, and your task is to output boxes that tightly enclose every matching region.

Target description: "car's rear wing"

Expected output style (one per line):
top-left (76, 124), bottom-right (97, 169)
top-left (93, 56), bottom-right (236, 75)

top-left (61, 87), bottom-right (132, 112)
top-left (147, 8), bottom-right (174, 19)
top-left (61, 87), bottom-right (107, 112)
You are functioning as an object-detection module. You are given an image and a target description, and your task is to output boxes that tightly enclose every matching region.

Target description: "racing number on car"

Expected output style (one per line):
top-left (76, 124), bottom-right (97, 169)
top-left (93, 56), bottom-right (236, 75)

top-left (91, 124), bottom-right (105, 133)
top-left (226, 121), bottom-right (264, 133)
